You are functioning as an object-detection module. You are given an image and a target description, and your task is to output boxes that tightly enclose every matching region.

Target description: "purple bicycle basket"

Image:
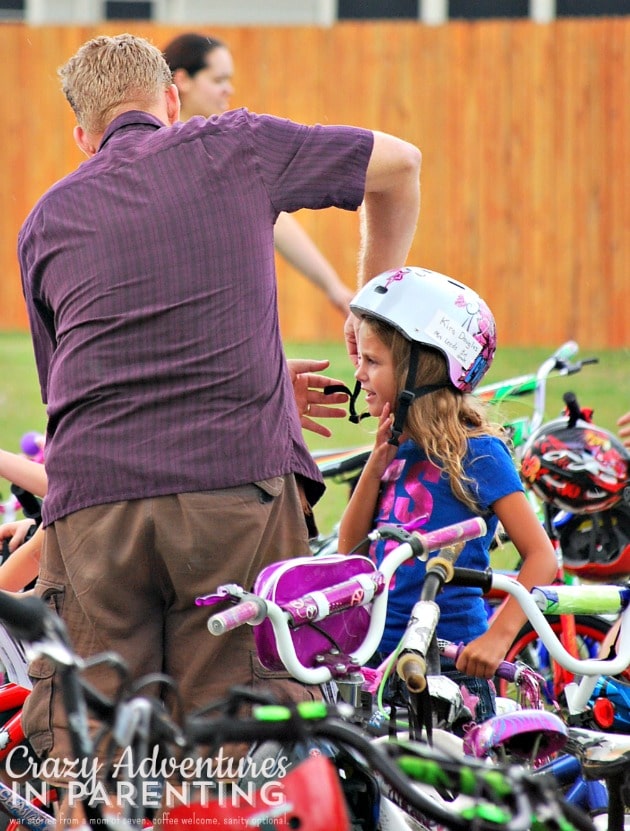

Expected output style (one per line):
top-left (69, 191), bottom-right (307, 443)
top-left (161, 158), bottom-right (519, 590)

top-left (252, 554), bottom-right (376, 672)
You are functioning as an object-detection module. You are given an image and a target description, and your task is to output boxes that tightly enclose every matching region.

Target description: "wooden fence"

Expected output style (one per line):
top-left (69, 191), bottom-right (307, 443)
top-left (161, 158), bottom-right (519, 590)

top-left (0, 19), bottom-right (628, 347)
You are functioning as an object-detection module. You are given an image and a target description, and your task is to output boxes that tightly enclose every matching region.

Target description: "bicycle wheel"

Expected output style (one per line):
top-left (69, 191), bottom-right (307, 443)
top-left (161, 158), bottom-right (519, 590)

top-left (497, 614), bottom-right (618, 704)
top-left (0, 623), bottom-right (31, 689)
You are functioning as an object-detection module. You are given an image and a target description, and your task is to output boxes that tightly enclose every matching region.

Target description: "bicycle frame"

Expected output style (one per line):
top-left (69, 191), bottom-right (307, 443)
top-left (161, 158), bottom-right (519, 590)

top-left (0, 589), bottom-right (595, 831)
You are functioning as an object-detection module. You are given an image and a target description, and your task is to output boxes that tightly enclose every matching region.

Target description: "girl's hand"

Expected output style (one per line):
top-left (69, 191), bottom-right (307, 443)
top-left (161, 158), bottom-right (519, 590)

top-left (455, 629), bottom-right (514, 679)
top-left (618, 410), bottom-right (630, 449)
top-left (364, 402), bottom-right (398, 480)
top-left (0, 519), bottom-right (36, 553)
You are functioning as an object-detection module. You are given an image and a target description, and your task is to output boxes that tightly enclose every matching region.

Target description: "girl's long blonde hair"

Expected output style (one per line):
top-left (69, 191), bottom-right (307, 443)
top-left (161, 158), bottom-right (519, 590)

top-left (365, 316), bottom-right (507, 513)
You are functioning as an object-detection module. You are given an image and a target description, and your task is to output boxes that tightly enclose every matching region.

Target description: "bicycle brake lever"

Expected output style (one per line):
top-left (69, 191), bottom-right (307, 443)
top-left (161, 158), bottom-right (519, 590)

top-left (565, 357), bottom-right (599, 374)
top-left (367, 525), bottom-right (414, 545)
top-left (195, 584), bottom-right (247, 606)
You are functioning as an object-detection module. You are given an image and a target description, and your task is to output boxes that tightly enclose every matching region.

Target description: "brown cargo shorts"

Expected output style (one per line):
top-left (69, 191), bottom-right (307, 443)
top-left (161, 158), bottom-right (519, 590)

top-left (22, 475), bottom-right (320, 768)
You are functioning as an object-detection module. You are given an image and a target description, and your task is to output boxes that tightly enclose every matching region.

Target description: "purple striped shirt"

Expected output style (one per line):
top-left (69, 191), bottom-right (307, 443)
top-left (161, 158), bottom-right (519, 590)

top-left (18, 108), bottom-right (373, 525)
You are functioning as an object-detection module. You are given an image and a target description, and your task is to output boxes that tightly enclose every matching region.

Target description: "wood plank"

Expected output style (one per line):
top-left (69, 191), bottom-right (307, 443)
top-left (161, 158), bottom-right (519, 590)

top-left (1, 20), bottom-right (627, 347)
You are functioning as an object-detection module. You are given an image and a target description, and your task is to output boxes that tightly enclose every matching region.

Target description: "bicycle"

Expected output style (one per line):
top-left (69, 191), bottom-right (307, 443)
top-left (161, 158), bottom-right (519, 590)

top-left (202, 518), bottom-right (596, 826)
top-left (0, 588), bottom-right (594, 831)
top-left (203, 523), bottom-right (630, 831)
top-left (506, 385), bottom-right (630, 704)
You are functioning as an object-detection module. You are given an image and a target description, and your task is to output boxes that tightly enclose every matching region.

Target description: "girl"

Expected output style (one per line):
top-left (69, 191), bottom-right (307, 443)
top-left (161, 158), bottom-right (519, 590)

top-left (339, 266), bottom-right (556, 720)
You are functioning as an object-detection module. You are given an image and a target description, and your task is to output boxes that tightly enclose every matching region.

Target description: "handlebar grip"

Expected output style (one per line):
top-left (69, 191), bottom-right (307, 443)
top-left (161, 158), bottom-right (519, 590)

top-left (414, 517), bottom-right (487, 558)
top-left (449, 566), bottom-right (493, 592)
top-left (439, 640), bottom-right (518, 681)
top-left (396, 600), bottom-right (440, 692)
top-left (495, 660), bottom-right (518, 682)
top-left (207, 598), bottom-right (267, 635)
top-left (396, 653), bottom-right (428, 693)
top-left (552, 340), bottom-right (579, 362)
top-left (0, 591), bottom-right (49, 641)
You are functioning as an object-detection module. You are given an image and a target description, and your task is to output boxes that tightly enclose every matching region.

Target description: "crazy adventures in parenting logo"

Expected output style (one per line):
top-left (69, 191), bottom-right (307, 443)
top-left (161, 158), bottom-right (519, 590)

top-left (4, 744), bottom-right (292, 811)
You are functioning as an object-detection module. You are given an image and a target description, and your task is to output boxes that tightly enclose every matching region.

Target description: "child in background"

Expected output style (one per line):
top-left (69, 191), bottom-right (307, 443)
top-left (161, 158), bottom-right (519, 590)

top-left (338, 267), bottom-right (556, 720)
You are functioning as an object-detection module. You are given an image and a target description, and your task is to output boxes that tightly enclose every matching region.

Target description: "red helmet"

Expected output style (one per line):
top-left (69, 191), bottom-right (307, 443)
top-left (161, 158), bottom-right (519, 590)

top-left (520, 419), bottom-right (629, 514)
top-left (560, 503), bottom-right (630, 580)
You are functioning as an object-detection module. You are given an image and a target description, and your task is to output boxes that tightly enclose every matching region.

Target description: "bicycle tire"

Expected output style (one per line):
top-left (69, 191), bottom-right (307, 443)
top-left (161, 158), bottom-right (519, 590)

top-left (498, 614), bottom-right (619, 703)
top-left (0, 623), bottom-right (31, 689)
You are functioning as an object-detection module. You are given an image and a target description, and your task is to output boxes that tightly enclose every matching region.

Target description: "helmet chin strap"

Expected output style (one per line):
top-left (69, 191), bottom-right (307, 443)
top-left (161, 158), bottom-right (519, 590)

top-left (323, 344), bottom-right (448, 436)
top-left (388, 343), bottom-right (448, 447)
top-left (324, 379), bottom-right (370, 424)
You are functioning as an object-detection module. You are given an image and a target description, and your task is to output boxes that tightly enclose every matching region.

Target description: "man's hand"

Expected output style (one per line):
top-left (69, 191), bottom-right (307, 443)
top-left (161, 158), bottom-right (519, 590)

top-left (287, 359), bottom-right (349, 437)
top-left (344, 313), bottom-right (360, 368)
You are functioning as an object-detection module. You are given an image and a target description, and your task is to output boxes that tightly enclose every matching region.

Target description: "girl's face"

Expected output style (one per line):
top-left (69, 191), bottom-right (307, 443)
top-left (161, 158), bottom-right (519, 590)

top-left (355, 322), bottom-right (398, 417)
top-left (176, 46), bottom-right (235, 119)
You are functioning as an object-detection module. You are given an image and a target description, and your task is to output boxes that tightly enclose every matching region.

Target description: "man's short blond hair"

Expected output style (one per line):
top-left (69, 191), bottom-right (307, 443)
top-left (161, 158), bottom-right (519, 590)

top-left (58, 33), bottom-right (173, 134)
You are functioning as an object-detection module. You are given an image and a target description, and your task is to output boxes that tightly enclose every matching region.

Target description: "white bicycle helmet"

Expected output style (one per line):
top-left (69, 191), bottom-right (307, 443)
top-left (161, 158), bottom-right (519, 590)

top-left (350, 267), bottom-right (497, 443)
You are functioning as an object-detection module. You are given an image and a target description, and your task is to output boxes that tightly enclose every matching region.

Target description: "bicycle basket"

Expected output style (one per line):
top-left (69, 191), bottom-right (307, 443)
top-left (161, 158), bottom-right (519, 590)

top-left (252, 555), bottom-right (375, 672)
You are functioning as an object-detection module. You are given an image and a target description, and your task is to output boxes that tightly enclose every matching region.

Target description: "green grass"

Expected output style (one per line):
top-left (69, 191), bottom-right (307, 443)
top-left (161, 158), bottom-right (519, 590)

top-left (0, 331), bottom-right (627, 538)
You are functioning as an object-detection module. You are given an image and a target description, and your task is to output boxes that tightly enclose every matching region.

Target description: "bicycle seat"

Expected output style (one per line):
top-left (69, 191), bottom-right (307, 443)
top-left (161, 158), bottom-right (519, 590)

top-left (463, 709), bottom-right (568, 763)
top-left (313, 446), bottom-right (371, 479)
top-left (566, 727), bottom-right (630, 778)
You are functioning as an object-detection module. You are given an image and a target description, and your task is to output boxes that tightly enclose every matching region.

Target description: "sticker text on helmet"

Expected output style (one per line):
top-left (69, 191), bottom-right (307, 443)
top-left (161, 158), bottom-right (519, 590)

top-left (424, 310), bottom-right (483, 367)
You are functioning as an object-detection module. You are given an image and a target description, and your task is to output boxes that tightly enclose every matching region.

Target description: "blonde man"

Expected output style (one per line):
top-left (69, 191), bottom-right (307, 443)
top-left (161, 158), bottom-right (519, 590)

top-left (18, 33), bottom-right (420, 782)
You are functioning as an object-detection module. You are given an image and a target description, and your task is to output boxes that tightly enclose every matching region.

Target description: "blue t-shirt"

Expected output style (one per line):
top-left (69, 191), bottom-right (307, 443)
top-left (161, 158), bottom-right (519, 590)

top-left (370, 435), bottom-right (523, 652)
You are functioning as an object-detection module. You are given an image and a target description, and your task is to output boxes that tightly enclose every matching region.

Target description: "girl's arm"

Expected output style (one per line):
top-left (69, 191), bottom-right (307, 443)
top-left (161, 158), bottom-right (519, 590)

top-left (0, 449), bottom-right (48, 497)
top-left (455, 490), bottom-right (557, 678)
top-left (0, 524), bottom-right (43, 592)
top-left (338, 404), bottom-right (397, 554)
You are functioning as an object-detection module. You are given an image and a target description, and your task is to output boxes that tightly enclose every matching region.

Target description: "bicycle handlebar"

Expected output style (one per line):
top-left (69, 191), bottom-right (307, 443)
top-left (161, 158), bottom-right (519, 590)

top-left (530, 340), bottom-right (593, 435)
top-left (207, 596), bottom-right (268, 635)
top-left (0, 591), bottom-right (51, 642)
top-left (474, 341), bottom-right (598, 444)
top-left (203, 518), bottom-right (487, 684)
top-left (438, 638), bottom-right (544, 708)
top-left (492, 572), bottom-right (630, 713)
top-left (439, 639), bottom-right (519, 683)
top-left (185, 695), bottom-right (593, 831)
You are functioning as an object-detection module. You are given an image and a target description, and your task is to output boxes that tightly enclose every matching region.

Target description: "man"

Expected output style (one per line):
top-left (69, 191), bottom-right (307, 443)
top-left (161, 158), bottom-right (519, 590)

top-left (18, 33), bottom-right (421, 766)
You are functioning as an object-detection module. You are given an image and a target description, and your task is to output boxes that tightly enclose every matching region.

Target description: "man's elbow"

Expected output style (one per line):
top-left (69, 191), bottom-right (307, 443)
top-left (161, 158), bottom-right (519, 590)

top-left (404, 142), bottom-right (422, 175)
top-left (366, 132), bottom-right (422, 192)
